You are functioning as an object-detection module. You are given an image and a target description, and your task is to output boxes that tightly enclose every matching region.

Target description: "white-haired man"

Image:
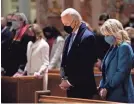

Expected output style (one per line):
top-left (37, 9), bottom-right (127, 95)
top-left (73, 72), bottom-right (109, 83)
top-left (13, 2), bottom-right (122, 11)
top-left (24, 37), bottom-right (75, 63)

top-left (59, 8), bottom-right (97, 99)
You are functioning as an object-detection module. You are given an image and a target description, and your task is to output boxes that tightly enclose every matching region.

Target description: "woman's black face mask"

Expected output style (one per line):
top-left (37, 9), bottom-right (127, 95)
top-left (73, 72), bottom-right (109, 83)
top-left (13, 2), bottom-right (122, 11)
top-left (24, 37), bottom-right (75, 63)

top-left (31, 36), bottom-right (36, 43)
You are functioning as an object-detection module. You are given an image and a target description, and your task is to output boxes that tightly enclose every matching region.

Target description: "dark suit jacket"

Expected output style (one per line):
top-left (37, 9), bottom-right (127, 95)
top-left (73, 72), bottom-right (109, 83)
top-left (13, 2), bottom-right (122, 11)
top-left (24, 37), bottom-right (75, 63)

top-left (1, 27), bottom-right (12, 44)
top-left (4, 26), bottom-right (32, 76)
top-left (1, 27), bottom-right (12, 69)
top-left (61, 23), bottom-right (97, 95)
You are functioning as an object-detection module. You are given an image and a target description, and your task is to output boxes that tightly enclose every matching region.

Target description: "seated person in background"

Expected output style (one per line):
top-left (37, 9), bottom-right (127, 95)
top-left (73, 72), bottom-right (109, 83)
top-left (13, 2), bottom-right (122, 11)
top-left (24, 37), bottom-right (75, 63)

top-left (125, 27), bottom-right (134, 69)
top-left (13, 24), bottom-right (49, 90)
top-left (125, 27), bottom-right (134, 52)
top-left (98, 19), bottom-right (134, 103)
top-left (43, 26), bottom-right (65, 70)
top-left (124, 13), bottom-right (134, 28)
top-left (94, 13), bottom-right (110, 69)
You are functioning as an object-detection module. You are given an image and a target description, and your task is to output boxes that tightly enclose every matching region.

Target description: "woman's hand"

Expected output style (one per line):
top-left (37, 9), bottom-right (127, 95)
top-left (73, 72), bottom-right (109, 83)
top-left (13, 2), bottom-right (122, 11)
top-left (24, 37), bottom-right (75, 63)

top-left (99, 88), bottom-right (107, 100)
top-left (34, 72), bottom-right (43, 79)
top-left (13, 72), bottom-right (24, 77)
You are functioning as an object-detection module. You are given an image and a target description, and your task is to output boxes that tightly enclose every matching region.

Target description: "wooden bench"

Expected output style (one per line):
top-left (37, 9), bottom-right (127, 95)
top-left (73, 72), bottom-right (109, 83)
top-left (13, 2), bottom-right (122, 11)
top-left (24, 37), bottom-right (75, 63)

top-left (48, 70), bottom-right (102, 97)
top-left (48, 69), bottom-right (134, 97)
top-left (1, 76), bottom-right (43, 103)
top-left (35, 90), bottom-right (119, 103)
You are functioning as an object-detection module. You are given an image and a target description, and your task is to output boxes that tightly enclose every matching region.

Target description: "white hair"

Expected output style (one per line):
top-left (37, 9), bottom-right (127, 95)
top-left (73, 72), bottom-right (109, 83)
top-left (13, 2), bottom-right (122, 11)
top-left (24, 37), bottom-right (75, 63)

top-left (61, 8), bottom-right (82, 22)
top-left (15, 12), bottom-right (28, 24)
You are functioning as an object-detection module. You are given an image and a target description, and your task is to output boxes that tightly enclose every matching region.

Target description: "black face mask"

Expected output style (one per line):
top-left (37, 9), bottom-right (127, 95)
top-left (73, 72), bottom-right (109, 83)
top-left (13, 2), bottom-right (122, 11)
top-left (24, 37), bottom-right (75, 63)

top-left (1, 26), bottom-right (4, 30)
top-left (64, 26), bottom-right (73, 34)
top-left (31, 36), bottom-right (36, 43)
top-left (7, 21), bottom-right (12, 27)
top-left (45, 32), bottom-right (53, 39)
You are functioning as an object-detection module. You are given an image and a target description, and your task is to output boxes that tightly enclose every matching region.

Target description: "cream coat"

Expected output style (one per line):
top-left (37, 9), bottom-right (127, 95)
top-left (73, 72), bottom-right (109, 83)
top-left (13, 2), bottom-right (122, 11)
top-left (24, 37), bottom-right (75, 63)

top-left (48, 36), bottom-right (65, 70)
top-left (24, 38), bottom-right (49, 90)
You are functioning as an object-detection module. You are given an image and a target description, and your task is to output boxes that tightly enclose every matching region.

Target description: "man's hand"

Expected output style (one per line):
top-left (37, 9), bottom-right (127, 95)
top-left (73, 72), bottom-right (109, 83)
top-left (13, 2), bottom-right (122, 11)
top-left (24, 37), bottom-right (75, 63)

top-left (99, 88), bottom-right (107, 100)
top-left (59, 80), bottom-right (72, 90)
top-left (34, 72), bottom-right (43, 79)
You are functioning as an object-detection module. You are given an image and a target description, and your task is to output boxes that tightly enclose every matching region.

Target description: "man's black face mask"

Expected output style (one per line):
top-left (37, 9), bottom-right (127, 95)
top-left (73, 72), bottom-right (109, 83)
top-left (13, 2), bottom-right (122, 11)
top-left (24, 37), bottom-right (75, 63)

top-left (7, 21), bottom-right (12, 27)
top-left (64, 20), bottom-right (74, 34)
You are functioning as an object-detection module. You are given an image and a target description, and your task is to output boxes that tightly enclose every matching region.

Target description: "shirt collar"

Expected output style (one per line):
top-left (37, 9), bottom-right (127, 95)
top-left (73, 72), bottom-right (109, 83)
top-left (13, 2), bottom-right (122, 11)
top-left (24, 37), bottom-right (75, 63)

top-left (74, 27), bottom-right (79, 35)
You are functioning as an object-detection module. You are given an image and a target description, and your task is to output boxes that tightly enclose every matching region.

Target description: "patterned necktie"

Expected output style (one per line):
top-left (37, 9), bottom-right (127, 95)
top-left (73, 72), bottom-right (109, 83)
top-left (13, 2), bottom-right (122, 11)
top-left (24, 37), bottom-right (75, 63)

top-left (68, 33), bottom-right (75, 53)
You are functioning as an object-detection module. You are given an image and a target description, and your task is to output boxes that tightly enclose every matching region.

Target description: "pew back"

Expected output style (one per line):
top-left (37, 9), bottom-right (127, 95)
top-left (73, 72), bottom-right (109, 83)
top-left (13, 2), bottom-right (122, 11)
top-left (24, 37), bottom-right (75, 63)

top-left (1, 76), bottom-right (43, 103)
top-left (35, 90), bottom-right (118, 103)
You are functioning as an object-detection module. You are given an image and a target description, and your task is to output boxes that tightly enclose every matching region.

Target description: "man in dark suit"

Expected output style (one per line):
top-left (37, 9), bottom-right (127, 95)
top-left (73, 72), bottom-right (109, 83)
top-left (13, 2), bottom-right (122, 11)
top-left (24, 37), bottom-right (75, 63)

top-left (59, 8), bottom-right (97, 99)
top-left (1, 17), bottom-right (12, 73)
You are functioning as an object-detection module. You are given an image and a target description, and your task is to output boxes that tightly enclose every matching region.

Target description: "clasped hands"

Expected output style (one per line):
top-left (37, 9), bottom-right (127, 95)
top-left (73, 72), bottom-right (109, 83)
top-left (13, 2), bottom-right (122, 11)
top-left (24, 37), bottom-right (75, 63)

top-left (59, 79), bottom-right (72, 90)
top-left (98, 87), bottom-right (107, 100)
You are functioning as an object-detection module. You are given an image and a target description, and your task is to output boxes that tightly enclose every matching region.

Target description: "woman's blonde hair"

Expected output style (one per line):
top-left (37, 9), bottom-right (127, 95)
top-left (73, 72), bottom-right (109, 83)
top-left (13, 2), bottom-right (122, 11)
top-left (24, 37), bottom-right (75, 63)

top-left (100, 19), bottom-right (130, 44)
top-left (30, 24), bottom-right (44, 39)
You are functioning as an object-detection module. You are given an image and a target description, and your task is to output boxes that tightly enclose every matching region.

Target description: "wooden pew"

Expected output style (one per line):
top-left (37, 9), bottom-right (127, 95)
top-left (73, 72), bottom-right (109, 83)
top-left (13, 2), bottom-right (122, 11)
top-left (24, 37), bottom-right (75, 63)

top-left (1, 76), bottom-right (43, 103)
top-left (48, 70), bottom-right (67, 96)
top-left (48, 69), bottom-right (134, 97)
top-left (35, 90), bottom-right (118, 103)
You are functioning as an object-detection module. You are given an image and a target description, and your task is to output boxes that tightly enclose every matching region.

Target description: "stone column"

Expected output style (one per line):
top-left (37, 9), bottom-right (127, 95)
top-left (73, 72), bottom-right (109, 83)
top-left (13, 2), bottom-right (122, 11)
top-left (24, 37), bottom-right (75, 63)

top-left (80, 0), bottom-right (92, 26)
top-left (64, 0), bottom-right (73, 9)
top-left (91, 0), bottom-right (102, 29)
top-left (1, 0), bottom-right (12, 17)
top-left (36, 0), bottom-right (48, 27)
top-left (73, 0), bottom-right (80, 13)
top-left (18, 0), bottom-right (31, 21)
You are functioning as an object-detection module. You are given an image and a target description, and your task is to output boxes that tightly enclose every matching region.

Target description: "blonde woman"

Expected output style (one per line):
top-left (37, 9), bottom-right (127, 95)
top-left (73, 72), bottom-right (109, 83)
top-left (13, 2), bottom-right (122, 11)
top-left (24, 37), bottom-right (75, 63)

top-left (14, 24), bottom-right (49, 90)
top-left (98, 19), bottom-right (134, 103)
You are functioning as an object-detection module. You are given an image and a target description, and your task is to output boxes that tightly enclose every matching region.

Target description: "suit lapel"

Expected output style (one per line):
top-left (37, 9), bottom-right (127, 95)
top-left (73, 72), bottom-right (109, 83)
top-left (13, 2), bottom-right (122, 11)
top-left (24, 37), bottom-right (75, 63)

top-left (101, 46), bottom-right (113, 70)
top-left (63, 34), bottom-right (72, 59)
top-left (67, 23), bottom-right (87, 56)
top-left (105, 46), bottom-right (118, 73)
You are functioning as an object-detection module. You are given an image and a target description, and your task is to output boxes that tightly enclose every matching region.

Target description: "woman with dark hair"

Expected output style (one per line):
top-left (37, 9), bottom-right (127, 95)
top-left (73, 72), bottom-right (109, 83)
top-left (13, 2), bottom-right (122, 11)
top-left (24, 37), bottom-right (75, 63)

top-left (43, 26), bottom-right (65, 70)
top-left (95, 13), bottom-right (110, 68)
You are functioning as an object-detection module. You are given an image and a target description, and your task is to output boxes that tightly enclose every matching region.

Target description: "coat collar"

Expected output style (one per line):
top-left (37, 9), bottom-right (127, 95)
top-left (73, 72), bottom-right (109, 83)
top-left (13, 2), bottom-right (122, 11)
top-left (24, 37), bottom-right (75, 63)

top-left (102, 46), bottom-right (118, 73)
top-left (63, 23), bottom-right (87, 58)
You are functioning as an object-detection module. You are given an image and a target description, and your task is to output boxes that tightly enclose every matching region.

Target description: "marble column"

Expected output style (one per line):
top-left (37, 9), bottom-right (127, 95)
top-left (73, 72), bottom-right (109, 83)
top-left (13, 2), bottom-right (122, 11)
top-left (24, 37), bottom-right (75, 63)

top-left (79, 0), bottom-right (92, 26)
top-left (1, 0), bottom-right (12, 17)
top-left (36, 0), bottom-right (48, 27)
top-left (91, 0), bottom-right (102, 29)
top-left (64, 0), bottom-right (73, 9)
top-left (18, 0), bottom-right (31, 21)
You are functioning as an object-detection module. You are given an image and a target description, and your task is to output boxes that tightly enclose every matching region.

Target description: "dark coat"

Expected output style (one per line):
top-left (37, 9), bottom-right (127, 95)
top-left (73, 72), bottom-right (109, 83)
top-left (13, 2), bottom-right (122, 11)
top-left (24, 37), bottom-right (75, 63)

top-left (1, 27), bottom-right (12, 69)
top-left (61, 23), bottom-right (97, 98)
top-left (4, 26), bottom-right (32, 76)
